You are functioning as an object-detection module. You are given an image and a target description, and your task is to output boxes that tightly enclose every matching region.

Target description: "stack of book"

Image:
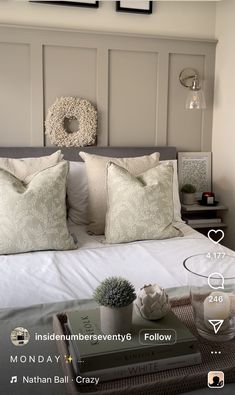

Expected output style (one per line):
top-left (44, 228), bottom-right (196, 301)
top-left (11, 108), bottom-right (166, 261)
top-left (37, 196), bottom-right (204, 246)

top-left (64, 307), bottom-right (201, 382)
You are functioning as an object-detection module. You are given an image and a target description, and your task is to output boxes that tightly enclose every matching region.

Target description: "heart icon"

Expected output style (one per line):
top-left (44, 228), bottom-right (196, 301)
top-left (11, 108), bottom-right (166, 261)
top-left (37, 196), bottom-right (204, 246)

top-left (207, 229), bottom-right (225, 244)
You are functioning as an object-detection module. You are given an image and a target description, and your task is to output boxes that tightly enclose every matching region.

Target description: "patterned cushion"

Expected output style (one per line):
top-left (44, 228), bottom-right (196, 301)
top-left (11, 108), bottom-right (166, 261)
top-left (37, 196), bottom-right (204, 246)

top-left (79, 151), bottom-right (160, 235)
top-left (105, 162), bottom-right (180, 244)
top-left (0, 162), bottom-right (77, 254)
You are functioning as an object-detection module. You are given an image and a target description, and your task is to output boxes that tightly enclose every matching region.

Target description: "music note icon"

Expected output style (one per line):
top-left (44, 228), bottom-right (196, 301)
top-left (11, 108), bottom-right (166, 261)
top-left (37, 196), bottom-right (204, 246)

top-left (10, 376), bottom-right (17, 383)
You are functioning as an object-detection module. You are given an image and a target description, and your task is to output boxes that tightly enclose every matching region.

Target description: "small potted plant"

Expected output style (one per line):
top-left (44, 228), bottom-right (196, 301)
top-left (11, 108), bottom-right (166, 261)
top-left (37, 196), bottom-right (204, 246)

top-left (93, 277), bottom-right (136, 335)
top-left (181, 184), bottom-right (196, 205)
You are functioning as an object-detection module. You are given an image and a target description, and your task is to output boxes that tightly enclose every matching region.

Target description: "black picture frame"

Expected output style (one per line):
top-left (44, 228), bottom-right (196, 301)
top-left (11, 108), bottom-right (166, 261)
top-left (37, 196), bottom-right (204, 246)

top-left (30, 1), bottom-right (99, 8)
top-left (116, 1), bottom-right (152, 15)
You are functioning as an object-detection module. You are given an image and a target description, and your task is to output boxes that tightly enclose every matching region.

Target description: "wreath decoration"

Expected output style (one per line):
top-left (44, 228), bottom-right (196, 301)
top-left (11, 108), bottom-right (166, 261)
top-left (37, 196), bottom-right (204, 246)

top-left (45, 97), bottom-right (97, 147)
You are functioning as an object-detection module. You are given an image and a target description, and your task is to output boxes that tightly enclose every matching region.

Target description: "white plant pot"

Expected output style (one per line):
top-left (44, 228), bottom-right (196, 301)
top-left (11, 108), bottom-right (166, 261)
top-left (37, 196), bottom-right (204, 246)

top-left (182, 193), bottom-right (195, 205)
top-left (100, 304), bottom-right (133, 335)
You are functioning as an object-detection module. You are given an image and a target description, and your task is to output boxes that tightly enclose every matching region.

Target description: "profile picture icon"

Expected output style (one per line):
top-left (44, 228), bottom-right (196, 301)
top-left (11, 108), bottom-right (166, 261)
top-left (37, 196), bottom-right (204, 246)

top-left (208, 371), bottom-right (224, 388)
top-left (10, 327), bottom-right (30, 347)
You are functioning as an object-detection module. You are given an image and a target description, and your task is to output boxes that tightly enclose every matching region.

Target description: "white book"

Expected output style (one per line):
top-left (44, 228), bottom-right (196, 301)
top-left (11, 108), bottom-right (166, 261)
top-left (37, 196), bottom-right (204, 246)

top-left (70, 346), bottom-right (201, 382)
top-left (187, 218), bottom-right (221, 225)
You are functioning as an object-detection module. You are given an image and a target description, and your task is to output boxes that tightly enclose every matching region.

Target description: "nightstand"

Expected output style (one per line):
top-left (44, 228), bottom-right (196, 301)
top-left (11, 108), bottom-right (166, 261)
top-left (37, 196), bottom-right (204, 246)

top-left (181, 203), bottom-right (228, 234)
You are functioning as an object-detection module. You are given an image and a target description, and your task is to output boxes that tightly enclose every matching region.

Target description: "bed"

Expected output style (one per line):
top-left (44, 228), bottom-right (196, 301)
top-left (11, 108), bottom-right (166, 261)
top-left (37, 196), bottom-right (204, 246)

top-left (0, 146), bottom-right (234, 395)
top-left (0, 146), bottom-right (232, 309)
top-left (0, 221), bottom-right (217, 308)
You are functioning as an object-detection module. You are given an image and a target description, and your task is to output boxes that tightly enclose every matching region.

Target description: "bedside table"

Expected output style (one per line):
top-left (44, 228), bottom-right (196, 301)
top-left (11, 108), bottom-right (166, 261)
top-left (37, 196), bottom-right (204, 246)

top-left (181, 203), bottom-right (228, 234)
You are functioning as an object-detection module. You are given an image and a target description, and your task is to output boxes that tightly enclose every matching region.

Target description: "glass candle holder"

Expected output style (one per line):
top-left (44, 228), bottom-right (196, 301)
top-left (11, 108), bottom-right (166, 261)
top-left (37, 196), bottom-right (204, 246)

top-left (184, 254), bottom-right (235, 341)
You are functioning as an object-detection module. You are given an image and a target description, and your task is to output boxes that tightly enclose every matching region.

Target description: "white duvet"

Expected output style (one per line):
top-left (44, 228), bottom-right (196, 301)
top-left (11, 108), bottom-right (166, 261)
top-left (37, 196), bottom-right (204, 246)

top-left (0, 222), bottom-right (232, 309)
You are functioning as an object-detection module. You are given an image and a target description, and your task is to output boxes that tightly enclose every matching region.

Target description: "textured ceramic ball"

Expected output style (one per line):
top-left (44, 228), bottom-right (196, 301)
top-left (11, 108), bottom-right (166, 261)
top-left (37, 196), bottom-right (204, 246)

top-left (135, 284), bottom-right (171, 320)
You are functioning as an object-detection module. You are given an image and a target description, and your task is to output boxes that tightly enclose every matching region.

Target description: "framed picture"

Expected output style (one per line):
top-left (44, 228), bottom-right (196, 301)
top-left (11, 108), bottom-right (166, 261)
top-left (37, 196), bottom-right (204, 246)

top-left (116, 1), bottom-right (152, 14)
top-left (178, 152), bottom-right (212, 197)
top-left (30, 1), bottom-right (99, 8)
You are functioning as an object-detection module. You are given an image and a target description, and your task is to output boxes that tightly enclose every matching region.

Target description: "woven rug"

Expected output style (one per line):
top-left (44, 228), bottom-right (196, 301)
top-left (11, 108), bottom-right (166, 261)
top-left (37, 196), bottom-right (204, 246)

top-left (54, 299), bottom-right (235, 395)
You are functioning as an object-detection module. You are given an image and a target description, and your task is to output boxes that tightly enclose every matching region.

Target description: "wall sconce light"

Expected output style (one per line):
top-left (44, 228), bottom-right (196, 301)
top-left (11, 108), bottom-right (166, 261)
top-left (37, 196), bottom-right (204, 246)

top-left (179, 68), bottom-right (206, 110)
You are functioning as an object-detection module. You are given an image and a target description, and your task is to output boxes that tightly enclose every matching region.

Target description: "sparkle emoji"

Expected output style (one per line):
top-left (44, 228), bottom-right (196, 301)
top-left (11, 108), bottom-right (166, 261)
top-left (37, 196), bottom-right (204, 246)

top-left (64, 355), bottom-right (73, 364)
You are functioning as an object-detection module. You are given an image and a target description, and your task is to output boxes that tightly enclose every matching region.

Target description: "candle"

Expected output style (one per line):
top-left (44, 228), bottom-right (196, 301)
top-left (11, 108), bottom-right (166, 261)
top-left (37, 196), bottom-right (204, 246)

top-left (202, 192), bottom-right (215, 205)
top-left (204, 291), bottom-right (231, 320)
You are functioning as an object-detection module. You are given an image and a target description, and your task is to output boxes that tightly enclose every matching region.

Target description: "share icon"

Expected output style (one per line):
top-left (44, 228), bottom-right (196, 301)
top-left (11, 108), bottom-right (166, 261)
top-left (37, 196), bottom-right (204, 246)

top-left (209, 320), bottom-right (224, 334)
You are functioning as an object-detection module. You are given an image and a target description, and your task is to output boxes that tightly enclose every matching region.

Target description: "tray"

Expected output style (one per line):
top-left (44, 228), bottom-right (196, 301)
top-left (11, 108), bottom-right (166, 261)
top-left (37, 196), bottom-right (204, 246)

top-left (198, 200), bottom-right (219, 206)
top-left (53, 301), bottom-right (235, 395)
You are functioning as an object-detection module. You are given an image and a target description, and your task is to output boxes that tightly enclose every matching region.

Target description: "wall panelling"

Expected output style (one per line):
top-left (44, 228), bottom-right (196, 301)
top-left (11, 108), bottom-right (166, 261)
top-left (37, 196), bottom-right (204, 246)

top-left (0, 26), bottom-right (216, 150)
top-left (0, 42), bottom-right (30, 145)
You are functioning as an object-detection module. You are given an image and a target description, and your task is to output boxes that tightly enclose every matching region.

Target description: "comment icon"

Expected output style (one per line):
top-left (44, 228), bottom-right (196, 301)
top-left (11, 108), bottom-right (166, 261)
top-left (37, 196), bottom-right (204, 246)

top-left (208, 272), bottom-right (225, 290)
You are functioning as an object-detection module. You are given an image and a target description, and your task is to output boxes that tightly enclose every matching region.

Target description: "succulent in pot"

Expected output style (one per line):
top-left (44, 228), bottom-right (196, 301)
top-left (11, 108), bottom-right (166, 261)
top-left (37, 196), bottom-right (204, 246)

top-left (181, 184), bottom-right (196, 205)
top-left (93, 277), bottom-right (136, 335)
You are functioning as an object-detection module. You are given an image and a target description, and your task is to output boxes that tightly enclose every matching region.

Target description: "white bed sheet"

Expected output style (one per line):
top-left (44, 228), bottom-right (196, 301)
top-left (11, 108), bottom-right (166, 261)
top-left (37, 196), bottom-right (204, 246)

top-left (0, 222), bottom-right (233, 309)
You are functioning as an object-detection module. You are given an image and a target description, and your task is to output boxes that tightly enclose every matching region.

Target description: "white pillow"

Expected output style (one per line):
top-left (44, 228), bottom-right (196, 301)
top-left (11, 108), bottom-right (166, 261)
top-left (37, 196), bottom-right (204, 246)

top-left (0, 150), bottom-right (63, 184)
top-left (67, 162), bottom-right (88, 225)
top-left (161, 160), bottom-right (182, 222)
top-left (66, 159), bottom-right (182, 226)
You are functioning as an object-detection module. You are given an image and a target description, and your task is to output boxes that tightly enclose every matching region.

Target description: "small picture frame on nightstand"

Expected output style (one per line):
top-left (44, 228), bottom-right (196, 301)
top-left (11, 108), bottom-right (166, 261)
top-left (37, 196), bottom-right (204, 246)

top-left (178, 152), bottom-right (212, 199)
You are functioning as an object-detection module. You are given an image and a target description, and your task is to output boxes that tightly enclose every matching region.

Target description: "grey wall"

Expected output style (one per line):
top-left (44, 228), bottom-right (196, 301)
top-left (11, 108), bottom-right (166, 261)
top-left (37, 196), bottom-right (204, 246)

top-left (0, 25), bottom-right (216, 150)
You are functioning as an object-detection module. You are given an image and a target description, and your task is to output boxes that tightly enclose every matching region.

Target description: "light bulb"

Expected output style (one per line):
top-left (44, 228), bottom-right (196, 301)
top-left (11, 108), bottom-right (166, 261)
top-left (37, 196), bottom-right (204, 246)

top-left (186, 89), bottom-right (206, 110)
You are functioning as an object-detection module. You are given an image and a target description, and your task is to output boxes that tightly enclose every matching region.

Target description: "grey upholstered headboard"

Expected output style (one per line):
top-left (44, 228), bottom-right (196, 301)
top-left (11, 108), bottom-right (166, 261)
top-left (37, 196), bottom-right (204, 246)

top-left (0, 147), bottom-right (176, 161)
